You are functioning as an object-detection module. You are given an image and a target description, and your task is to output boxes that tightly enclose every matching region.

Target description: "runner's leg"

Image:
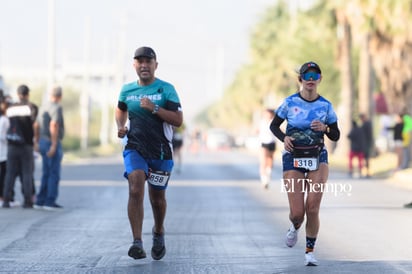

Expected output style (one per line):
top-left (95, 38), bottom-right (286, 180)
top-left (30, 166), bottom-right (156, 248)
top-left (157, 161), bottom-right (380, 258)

top-left (284, 170), bottom-right (306, 229)
top-left (148, 187), bottom-right (166, 234)
top-left (128, 170), bottom-right (146, 240)
top-left (306, 163), bottom-right (328, 238)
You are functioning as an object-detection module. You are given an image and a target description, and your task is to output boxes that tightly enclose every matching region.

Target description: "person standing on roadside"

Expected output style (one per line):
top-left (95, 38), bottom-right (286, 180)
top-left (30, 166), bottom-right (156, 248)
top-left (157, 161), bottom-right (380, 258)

top-left (2, 85), bottom-right (38, 208)
top-left (17, 86), bottom-right (38, 203)
top-left (401, 111), bottom-right (412, 169)
top-left (258, 108), bottom-right (277, 189)
top-left (115, 46), bottom-right (183, 261)
top-left (386, 113), bottom-right (404, 172)
top-left (270, 61), bottom-right (340, 266)
top-left (0, 91), bottom-right (10, 204)
top-left (34, 86), bottom-right (64, 211)
top-left (5, 87), bottom-right (38, 206)
top-left (359, 113), bottom-right (373, 177)
top-left (347, 119), bottom-right (365, 178)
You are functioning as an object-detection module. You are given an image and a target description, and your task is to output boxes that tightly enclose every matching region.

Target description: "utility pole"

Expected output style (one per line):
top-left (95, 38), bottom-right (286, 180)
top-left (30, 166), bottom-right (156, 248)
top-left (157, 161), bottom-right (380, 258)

top-left (215, 45), bottom-right (225, 100)
top-left (81, 17), bottom-right (91, 150)
top-left (47, 0), bottom-right (56, 100)
top-left (100, 38), bottom-right (110, 146)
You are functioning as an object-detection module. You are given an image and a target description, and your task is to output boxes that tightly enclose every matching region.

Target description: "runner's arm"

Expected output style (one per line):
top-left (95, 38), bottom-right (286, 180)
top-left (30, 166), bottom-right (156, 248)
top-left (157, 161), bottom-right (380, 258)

top-left (115, 102), bottom-right (128, 138)
top-left (325, 122), bottom-right (340, 141)
top-left (153, 107), bottom-right (183, 127)
top-left (270, 114), bottom-right (286, 142)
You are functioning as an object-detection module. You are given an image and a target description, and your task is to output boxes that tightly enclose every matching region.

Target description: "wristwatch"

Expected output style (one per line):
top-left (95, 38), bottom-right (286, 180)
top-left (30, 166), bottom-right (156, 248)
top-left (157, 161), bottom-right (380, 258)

top-left (152, 104), bottom-right (160, 114)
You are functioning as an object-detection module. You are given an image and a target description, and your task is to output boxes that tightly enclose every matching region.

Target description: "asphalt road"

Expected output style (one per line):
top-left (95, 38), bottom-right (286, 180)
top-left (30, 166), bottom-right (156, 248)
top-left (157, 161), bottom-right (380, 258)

top-left (0, 148), bottom-right (411, 274)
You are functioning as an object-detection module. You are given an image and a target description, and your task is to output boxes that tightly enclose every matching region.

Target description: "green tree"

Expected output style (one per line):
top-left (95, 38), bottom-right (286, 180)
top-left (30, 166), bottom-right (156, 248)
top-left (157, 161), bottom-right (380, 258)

top-left (201, 1), bottom-right (340, 132)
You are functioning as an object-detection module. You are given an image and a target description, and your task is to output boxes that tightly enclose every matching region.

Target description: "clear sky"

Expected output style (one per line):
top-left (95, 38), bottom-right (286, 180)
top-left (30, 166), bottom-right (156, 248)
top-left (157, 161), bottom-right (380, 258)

top-left (0, 0), bottom-right (275, 123)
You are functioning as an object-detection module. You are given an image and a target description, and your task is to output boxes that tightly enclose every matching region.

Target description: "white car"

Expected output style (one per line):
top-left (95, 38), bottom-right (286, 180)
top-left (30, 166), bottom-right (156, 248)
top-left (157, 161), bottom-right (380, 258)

top-left (205, 128), bottom-right (233, 150)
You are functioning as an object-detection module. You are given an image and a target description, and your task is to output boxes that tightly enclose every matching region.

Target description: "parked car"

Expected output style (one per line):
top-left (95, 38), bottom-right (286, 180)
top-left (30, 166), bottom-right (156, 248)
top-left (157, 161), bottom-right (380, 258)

top-left (205, 128), bottom-right (233, 150)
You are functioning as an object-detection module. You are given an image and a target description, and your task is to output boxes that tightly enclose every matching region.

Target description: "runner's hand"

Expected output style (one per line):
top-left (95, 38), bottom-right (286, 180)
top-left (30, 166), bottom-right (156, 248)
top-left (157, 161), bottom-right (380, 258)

top-left (284, 136), bottom-right (295, 152)
top-left (140, 98), bottom-right (155, 112)
top-left (118, 127), bottom-right (128, 138)
top-left (310, 120), bottom-right (326, 132)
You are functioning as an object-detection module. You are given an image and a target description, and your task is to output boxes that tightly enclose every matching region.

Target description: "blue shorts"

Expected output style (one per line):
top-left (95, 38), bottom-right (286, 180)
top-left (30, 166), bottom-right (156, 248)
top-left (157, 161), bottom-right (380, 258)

top-left (123, 149), bottom-right (174, 190)
top-left (282, 149), bottom-right (328, 173)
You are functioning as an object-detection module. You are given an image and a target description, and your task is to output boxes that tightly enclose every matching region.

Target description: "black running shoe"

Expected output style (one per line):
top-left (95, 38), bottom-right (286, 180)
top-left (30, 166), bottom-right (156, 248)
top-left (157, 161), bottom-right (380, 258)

top-left (43, 204), bottom-right (63, 211)
top-left (128, 239), bottom-right (146, 259)
top-left (151, 228), bottom-right (166, 260)
top-left (23, 203), bottom-right (33, 209)
top-left (404, 202), bottom-right (412, 208)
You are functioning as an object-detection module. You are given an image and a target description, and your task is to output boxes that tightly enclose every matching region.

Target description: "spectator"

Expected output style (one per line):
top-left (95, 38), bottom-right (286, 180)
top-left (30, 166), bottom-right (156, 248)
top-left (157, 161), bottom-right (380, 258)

top-left (0, 91), bottom-right (10, 204)
top-left (347, 120), bottom-right (365, 178)
top-left (2, 85), bottom-right (37, 208)
top-left (401, 111), bottom-right (412, 169)
top-left (386, 114), bottom-right (404, 172)
top-left (359, 113), bottom-right (373, 178)
top-left (16, 86), bottom-right (38, 203)
top-left (34, 86), bottom-right (65, 210)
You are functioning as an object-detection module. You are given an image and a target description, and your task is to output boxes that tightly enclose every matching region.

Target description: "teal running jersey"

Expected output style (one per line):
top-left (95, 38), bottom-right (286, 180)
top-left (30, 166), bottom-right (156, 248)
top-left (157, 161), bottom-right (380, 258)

top-left (118, 78), bottom-right (181, 159)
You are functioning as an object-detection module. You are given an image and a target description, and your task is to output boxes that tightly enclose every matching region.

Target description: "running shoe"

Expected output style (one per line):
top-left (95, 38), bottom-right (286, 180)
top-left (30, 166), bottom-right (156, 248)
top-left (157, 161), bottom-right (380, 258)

top-left (23, 203), bottom-right (33, 209)
top-left (128, 239), bottom-right (146, 259)
top-left (10, 201), bottom-right (21, 207)
top-left (43, 204), bottom-right (63, 211)
top-left (151, 228), bottom-right (166, 260)
top-left (285, 225), bottom-right (298, 247)
top-left (404, 202), bottom-right (412, 208)
top-left (305, 252), bottom-right (318, 266)
top-left (33, 204), bottom-right (44, 210)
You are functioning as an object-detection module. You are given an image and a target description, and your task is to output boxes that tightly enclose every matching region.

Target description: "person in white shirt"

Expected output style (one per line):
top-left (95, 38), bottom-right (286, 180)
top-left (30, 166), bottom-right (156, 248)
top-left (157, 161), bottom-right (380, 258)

top-left (258, 108), bottom-right (277, 189)
top-left (0, 93), bottom-right (10, 204)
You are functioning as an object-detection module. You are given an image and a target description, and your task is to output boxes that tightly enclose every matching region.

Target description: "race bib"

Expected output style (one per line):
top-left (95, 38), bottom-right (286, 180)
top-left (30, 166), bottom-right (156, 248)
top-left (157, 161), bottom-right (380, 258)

top-left (293, 157), bottom-right (319, 171)
top-left (292, 145), bottom-right (321, 171)
top-left (147, 171), bottom-right (170, 187)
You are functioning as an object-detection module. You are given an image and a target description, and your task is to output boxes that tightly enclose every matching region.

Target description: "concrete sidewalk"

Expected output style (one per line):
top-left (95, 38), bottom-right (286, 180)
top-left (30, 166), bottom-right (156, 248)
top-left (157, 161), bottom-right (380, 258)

top-left (388, 168), bottom-right (412, 190)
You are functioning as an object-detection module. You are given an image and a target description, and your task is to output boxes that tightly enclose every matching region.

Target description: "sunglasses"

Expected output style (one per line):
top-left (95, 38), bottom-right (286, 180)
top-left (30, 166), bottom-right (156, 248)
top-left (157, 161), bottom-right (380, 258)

top-left (301, 72), bottom-right (321, 81)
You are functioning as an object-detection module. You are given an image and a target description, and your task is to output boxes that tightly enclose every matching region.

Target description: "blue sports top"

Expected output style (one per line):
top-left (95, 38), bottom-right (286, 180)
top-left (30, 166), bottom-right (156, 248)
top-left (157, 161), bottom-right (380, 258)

top-left (118, 78), bottom-right (182, 160)
top-left (276, 93), bottom-right (338, 146)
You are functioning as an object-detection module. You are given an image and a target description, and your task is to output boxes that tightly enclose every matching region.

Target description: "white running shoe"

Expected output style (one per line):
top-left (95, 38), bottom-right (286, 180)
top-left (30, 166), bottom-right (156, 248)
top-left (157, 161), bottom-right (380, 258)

top-left (10, 201), bottom-right (21, 207)
top-left (33, 204), bottom-right (44, 210)
top-left (305, 252), bottom-right (318, 266)
top-left (260, 175), bottom-right (269, 189)
top-left (285, 225), bottom-right (298, 247)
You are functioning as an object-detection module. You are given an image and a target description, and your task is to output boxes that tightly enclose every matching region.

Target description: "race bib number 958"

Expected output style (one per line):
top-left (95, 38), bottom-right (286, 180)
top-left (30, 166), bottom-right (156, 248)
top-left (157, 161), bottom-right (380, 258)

top-left (147, 171), bottom-right (170, 187)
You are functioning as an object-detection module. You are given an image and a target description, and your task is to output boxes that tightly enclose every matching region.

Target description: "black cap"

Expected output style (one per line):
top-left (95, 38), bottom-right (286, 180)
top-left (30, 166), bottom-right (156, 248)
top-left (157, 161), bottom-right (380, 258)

top-left (134, 46), bottom-right (156, 60)
top-left (299, 61), bottom-right (321, 74)
top-left (17, 84), bottom-right (30, 96)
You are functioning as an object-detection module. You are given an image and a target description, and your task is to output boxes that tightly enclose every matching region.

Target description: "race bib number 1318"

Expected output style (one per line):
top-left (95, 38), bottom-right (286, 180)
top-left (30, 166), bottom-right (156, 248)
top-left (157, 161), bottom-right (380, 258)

top-left (293, 157), bottom-right (319, 171)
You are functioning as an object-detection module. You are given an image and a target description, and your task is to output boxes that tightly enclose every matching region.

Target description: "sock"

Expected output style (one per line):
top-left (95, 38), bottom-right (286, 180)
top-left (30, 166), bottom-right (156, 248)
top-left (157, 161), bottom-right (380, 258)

top-left (305, 237), bottom-right (316, 253)
top-left (291, 224), bottom-right (300, 231)
top-left (265, 167), bottom-right (272, 177)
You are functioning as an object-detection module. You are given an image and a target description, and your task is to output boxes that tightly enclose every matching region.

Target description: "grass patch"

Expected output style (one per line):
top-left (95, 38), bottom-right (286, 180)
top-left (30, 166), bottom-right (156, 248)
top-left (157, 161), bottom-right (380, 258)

top-left (63, 143), bottom-right (123, 162)
top-left (329, 152), bottom-right (397, 178)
